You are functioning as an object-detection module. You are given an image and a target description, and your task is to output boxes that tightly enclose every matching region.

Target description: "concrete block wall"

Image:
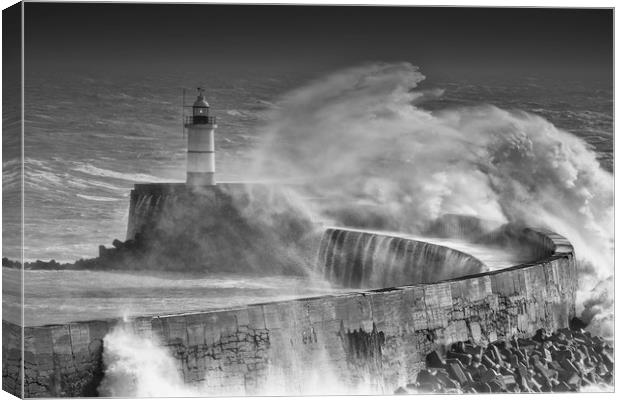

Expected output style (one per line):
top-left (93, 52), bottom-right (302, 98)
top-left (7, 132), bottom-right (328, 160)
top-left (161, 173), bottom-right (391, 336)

top-left (6, 224), bottom-right (576, 397)
top-left (2, 320), bottom-right (22, 397)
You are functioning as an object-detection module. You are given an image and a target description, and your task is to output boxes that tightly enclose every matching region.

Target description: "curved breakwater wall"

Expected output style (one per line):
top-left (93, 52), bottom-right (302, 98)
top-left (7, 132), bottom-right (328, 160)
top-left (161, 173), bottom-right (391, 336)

top-left (4, 213), bottom-right (576, 397)
top-left (317, 229), bottom-right (486, 288)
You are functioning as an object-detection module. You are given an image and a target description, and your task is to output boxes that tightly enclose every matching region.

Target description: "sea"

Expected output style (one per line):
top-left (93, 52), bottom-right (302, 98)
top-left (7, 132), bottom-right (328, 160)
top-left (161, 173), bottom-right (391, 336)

top-left (2, 65), bottom-right (613, 327)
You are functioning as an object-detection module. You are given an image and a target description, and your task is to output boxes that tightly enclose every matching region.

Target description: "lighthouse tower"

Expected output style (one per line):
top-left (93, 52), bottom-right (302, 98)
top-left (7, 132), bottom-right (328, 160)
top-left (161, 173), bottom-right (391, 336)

top-left (185, 88), bottom-right (217, 186)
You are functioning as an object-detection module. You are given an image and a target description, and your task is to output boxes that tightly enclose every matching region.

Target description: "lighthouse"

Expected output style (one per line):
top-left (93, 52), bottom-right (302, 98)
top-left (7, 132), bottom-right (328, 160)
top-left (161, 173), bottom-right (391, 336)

top-left (185, 88), bottom-right (217, 186)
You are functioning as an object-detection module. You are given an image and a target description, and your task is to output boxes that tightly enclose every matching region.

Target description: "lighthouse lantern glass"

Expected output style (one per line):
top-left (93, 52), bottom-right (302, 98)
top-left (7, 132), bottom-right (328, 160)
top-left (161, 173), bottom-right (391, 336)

top-left (193, 106), bottom-right (208, 116)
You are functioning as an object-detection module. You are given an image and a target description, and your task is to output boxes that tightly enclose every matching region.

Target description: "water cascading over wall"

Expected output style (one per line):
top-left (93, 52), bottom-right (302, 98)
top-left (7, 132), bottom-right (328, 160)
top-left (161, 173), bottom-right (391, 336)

top-left (317, 229), bottom-right (486, 288)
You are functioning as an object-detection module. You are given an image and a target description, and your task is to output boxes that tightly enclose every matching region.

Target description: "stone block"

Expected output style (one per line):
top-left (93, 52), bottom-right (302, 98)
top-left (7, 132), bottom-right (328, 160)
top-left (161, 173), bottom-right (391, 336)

top-left (533, 360), bottom-right (557, 380)
top-left (446, 361), bottom-right (469, 386)
top-left (501, 374), bottom-right (516, 387)
top-left (481, 368), bottom-right (500, 383)
top-left (426, 350), bottom-right (445, 368)
top-left (481, 354), bottom-right (496, 370)
top-left (447, 351), bottom-right (472, 366)
top-left (601, 351), bottom-right (614, 370)
top-left (186, 323), bottom-right (206, 347)
top-left (436, 370), bottom-right (459, 389)
top-left (416, 369), bottom-right (442, 390)
top-left (553, 381), bottom-right (571, 392)
top-left (24, 327), bottom-right (54, 356)
top-left (242, 305), bottom-right (265, 329)
top-left (474, 381), bottom-right (492, 392)
top-left (559, 359), bottom-right (580, 377)
top-left (566, 372), bottom-right (581, 387)
top-left (50, 325), bottom-right (73, 355)
top-left (424, 284), bottom-right (452, 309)
top-left (162, 316), bottom-right (188, 344)
top-left (488, 379), bottom-right (504, 392)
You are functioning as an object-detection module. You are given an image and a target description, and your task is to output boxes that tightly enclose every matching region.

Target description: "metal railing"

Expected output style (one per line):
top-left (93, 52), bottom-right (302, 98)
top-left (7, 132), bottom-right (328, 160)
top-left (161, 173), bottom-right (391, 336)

top-left (185, 115), bottom-right (216, 125)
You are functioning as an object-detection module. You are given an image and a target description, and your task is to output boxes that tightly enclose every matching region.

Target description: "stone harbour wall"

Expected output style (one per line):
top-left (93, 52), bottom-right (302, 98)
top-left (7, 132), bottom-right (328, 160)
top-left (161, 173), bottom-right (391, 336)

top-left (2, 320), bottom-right (22, 397)
top-left (120, 182), bottom-right (320, 274)
top-left (5, 225), bottom-right (576, 397)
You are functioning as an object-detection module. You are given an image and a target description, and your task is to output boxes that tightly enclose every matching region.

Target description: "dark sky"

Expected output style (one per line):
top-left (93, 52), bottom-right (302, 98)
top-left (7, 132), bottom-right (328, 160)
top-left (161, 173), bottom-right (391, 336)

top-left (24, 3), bottom-right (612, 78)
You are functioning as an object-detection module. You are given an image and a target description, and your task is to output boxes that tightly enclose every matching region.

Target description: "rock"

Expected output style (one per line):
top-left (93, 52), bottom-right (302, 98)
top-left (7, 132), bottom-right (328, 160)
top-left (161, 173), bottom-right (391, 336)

top-left (573, 348), bottom-right (585, 362)
top-left (570, 317), bottom-right (588, 331)
top-left (533, 328), bottom-right (549, 342)
top-left (591, 373), bottom-right (602, 383)
top-left (426, 350), bottom-right (445, 368)
top-left (548, 360), bottom-right (564, 373)
top-left (446, 361), bottom-right (469, 386)
top-left (529, 376), bottom-right (543, 392)
top-left (596, 363), bottom-right (609, 376)
top-left (474, 382), bottom-right (492, 393)
top-left (517, 376), bottom-right (531, 392)
top-left (416, 369), bottom-right (442, 392)
top-left (601, 350), bottom-right (614, 370)
top-left (489, 344), bottom-right (503, 365)
top-left (554, 349), bottom-right (574, 362)
top-left (481, 368), bottom-right (500, 383)
top-left (533, 360), bottom-right (557, 380)
top-left (509, 354), bottom-right (520, 369)
top-left (501, 374), bottom-right (516, 387)
top-left (416, 369), bottom-right (436, 384)
top-left (553, 381), bottom-right (572, 392)
top-left (446, 358), bottom-right (466, 371)
top-left (488, 379), bottom-right (504, 392)
top-left (539, 375), bottom-right (553, 391)
top-left (516, 363), bottom-right (530, 380)
top-left (482, 354), bottom-right (497, 369)
top-left (463, 386), bottom-right (477, 393)
top-left (560, 359), bottom-right (580, 378)
top-left (516, 349), bottom-right (529, 366)
top-left (464, 344), bottom-right (483, 358)
top-left (416, 327), bottom-right (614, 394)
top-left (518, 338), bottom-right (538, 348)
top-left (435, 372), bottom-right (459, 389)
top-left (447, 350), bottom-right (472, 366)
top-left (452, 341), bottom-right (466, 353)
top-left (581, 377), bottom-right (594, 386)
top-left (566, 372), bottom-right (581, 387)
top-left (543, 348), bottom-right (553, 363)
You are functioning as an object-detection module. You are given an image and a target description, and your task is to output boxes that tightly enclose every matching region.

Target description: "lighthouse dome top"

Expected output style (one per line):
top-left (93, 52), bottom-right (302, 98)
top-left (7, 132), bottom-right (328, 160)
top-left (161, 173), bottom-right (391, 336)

top-left (193, 87), bottom-right (210, 108)
top-left (193, 95), bottom-right (209, 108)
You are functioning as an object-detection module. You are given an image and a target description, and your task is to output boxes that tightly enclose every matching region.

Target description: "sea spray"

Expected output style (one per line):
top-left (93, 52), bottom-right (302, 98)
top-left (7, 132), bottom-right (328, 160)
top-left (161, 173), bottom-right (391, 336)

top-left (250, 62), bottom-right (614, 336)
top-left (98, 323), bottom-right (196, 397)
top-left (98, 321), bottom-right (381, 396)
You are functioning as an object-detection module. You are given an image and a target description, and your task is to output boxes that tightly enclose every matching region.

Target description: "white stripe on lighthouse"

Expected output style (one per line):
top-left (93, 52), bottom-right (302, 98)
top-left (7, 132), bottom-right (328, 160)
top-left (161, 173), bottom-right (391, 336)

top-left (186, 123), bottom-right (216, 185)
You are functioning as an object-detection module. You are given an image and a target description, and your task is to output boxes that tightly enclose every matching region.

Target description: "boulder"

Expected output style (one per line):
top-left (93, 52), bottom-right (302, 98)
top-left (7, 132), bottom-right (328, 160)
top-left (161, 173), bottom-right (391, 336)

top-left (426, 350), bottom-right (445, 368)
top-left (446, 361), bottom-right (469, 386)
top-left (447, 350), bottom-right (472, 366)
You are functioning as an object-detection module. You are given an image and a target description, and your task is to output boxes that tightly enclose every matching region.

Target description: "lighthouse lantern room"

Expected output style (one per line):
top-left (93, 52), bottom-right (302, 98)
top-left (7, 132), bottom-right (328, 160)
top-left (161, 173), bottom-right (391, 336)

top-left (184, 87), bottom-right (217, 186)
